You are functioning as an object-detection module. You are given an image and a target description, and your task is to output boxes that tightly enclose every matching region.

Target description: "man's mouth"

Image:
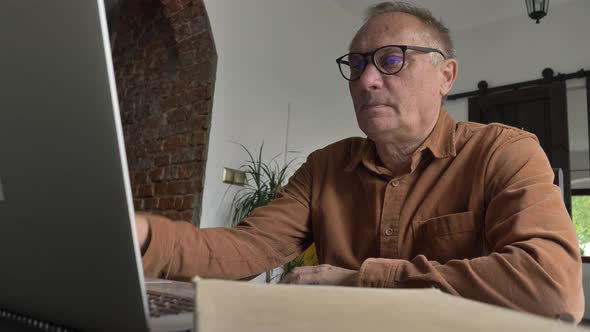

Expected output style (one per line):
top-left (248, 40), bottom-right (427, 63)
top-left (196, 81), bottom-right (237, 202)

top-left (361, 104), bottom-right (389, 112)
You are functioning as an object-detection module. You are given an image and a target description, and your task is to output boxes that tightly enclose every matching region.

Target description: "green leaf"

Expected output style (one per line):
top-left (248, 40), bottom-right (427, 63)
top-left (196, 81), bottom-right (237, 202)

top-left (229, 142), bottom-right (300, 228)
top-left (572, 195), bottom-right (590, 255)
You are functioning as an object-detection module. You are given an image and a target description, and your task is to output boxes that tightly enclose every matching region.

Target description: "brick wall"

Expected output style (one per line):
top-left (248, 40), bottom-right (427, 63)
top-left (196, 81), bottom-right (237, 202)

top-left (111, 0), bottom-right (216, 224)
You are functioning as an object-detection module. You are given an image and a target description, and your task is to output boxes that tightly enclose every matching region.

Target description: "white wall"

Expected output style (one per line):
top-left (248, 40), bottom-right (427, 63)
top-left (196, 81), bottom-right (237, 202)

top-left (200, 0), bottom-right (363, 228)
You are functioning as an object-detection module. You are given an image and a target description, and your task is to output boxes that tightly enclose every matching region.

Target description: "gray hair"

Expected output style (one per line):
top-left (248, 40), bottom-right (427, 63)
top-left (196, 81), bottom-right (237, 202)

top-left (365, 1), bottom-right (456, 59)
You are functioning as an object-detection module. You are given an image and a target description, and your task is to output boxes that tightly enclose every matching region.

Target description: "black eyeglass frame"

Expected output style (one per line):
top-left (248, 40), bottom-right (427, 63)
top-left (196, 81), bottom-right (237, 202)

top-left (335, 45), bottom-right (447, 81)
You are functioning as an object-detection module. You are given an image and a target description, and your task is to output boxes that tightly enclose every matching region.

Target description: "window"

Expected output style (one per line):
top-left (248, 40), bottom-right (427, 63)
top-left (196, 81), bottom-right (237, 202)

top-left (572, 194), bottom-right (590, 258)
top-left (567, 78), bottom-right (590, 260)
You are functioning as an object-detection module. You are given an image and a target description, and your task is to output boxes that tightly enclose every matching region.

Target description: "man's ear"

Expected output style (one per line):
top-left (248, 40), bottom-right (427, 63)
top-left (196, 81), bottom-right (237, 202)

top-left (439, 58), bottom-right (458, 96)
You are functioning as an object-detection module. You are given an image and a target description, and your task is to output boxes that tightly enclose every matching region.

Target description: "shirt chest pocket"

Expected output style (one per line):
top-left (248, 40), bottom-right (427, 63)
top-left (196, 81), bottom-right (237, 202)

top-left (412, 211), bottom-right (482, 264)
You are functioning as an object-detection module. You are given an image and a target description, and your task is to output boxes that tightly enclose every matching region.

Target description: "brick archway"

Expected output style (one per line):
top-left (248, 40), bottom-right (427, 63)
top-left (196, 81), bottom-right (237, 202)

top-left (111, 0), bottom-right (216, 225)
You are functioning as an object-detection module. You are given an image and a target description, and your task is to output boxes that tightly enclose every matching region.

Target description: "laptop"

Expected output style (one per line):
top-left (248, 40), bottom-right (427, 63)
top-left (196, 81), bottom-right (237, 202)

top-left (0, 0), bottom-right (194, 331)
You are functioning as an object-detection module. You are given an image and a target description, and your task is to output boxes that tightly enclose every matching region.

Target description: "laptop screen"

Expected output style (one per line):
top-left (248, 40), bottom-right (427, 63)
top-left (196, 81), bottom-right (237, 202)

top-left (0, 0), bottom-right (150, 330)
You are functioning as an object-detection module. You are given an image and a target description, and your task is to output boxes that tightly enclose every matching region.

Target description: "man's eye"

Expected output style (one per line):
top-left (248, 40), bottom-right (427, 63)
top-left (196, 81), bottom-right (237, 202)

top-left (384, 55), bottom-right (402, 66)
top-left (350, 60), bottom-right (366, 71)
top-left (377, 54), bottom-right (403, 72)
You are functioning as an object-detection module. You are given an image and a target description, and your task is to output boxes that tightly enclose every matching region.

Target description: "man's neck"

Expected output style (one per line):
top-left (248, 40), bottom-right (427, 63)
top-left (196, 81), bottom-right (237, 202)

top-left (371, 111), bottom-right (441, 176)
top-left (374, 137), bottom-right (426, 176)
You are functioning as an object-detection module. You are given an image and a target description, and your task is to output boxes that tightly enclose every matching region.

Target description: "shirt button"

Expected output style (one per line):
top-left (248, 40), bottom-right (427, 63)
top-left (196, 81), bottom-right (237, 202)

top-left (391, 180), bottom-right (399, 187)
top-left (384, 228), bottom-right (394, 236)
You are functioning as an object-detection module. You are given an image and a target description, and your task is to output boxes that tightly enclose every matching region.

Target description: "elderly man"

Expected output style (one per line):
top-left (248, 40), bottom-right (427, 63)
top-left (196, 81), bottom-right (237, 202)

top-left (136, 1), bottom-right (584, 322)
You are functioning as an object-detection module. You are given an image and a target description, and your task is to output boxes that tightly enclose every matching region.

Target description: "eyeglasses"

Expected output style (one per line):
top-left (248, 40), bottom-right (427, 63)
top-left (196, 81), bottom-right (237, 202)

top-left (335, 45), bottom-right (447, 81)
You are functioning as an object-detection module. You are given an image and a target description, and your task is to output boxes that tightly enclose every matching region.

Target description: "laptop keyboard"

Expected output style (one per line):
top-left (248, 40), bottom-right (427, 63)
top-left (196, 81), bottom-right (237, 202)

top-left (147, 290), bottom-right (194, 317)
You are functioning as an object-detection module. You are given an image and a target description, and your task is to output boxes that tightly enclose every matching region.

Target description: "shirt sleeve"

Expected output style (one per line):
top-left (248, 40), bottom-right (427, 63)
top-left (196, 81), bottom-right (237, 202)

top-left (357, 134), bottom-right (585, 322)
top-left (141, 153), bottom-right (316, 281)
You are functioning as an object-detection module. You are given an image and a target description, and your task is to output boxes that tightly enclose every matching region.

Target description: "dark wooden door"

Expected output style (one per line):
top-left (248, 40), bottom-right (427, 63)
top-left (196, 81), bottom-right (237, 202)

top-left (468, 82), bottom-right (571, 213)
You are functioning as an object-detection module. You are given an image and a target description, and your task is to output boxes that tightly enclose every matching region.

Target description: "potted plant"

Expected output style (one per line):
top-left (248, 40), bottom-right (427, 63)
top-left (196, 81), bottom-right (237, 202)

top-left (230, 143), bottom-right (317, 282)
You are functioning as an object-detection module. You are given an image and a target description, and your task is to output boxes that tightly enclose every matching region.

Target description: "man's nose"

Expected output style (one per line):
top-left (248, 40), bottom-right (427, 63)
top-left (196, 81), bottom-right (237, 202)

top-left (357, 63), bottom-right (384, 90)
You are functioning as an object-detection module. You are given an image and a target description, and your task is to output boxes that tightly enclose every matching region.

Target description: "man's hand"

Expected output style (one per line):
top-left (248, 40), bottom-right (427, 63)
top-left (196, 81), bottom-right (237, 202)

top-left (279, 264), bottom-right (358, 286)
top-left (135, 212), bottom-right (151, 254)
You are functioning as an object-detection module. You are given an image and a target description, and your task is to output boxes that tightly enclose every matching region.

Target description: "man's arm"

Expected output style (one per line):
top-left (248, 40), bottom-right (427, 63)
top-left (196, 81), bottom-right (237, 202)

top-left (134, 154), bottom-right (316, 281)
top-left (356, 136), bottom-right (584, 321)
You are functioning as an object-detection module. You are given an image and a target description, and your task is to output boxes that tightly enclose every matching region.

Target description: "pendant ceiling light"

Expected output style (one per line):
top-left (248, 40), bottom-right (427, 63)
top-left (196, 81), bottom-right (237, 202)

top-left (525, 0), bottom-right (550, 24)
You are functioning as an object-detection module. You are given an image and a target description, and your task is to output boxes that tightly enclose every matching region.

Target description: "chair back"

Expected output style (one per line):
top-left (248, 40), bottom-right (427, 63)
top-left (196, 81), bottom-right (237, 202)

top-left (553, 168), bottom-right (564, 200)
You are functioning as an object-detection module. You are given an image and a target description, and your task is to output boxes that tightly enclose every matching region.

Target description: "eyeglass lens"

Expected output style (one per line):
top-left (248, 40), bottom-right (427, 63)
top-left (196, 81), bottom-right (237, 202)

top-left (340, 46), bottom-right (404, 80)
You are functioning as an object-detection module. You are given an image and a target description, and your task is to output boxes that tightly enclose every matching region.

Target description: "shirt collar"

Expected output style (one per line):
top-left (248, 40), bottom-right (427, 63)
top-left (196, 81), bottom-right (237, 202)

top-left (422, 107), bottom-right (457, 159)
top-left (344, 107), bottom-right (457, 173)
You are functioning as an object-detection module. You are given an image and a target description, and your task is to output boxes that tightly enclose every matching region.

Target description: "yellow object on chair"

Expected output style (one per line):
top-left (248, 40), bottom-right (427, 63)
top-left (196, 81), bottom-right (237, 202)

top-left (300, 243), bottom-right (319, 266)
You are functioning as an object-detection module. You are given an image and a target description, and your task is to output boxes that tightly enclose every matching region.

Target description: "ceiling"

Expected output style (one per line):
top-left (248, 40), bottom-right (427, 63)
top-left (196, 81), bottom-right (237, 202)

top-left (103, 0), bottom-right (576, 32)
top-left (333, 0), bottom-right (576, 32)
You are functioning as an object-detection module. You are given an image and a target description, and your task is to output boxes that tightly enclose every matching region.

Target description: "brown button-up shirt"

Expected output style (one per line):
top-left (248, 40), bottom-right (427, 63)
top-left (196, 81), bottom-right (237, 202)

top-left (143, 109), bottom-right (584, 321)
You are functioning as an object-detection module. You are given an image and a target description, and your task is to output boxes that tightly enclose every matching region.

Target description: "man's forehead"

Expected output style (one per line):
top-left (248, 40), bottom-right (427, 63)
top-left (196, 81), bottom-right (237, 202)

top-left (349, 12), bottom-right (429, 51)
